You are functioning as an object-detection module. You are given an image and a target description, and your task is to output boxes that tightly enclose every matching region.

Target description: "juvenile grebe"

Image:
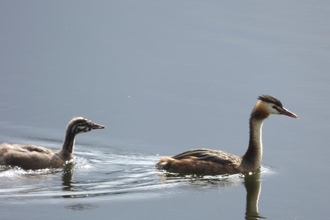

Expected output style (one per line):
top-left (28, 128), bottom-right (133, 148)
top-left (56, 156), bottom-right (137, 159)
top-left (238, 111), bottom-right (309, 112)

top-left (0, 117), bottom-right (105, 170)
top-left (156, 95), bottom-right (298, 175)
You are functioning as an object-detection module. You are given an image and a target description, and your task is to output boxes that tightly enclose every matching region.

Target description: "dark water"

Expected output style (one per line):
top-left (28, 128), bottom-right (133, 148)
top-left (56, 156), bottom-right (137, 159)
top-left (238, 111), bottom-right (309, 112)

top-left (1, 1), bottom-right (330, 219)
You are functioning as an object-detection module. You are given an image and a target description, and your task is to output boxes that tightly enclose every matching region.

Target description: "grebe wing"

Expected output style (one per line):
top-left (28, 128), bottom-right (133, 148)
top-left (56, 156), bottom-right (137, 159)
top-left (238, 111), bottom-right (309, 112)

top-left (172, 148), bottom-right (233, 165)
top-left (9, 144), bottom-right (53, 154)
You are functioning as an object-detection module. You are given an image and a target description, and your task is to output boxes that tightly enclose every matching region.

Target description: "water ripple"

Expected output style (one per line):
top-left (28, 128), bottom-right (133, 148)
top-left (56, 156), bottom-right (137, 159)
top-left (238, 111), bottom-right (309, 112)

top-left (0, 152), bottom-right (274, 203)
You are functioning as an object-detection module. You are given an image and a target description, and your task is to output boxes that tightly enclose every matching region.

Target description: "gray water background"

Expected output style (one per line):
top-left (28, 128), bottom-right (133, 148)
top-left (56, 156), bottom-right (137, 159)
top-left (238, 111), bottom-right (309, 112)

top-left (0, 1), bottom-right (329, 219)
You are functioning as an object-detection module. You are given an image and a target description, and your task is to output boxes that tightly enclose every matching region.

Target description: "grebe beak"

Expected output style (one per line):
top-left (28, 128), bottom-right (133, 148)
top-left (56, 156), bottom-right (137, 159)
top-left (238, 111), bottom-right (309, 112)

top-left (91, 123), bottom-right (106, 129)
top-left (280, 108), bottom-right (298, 119)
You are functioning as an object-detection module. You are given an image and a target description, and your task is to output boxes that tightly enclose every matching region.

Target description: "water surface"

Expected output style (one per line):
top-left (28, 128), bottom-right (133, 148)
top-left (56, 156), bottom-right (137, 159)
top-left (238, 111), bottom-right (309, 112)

top-left (1, 1), bottom-right (330, 219)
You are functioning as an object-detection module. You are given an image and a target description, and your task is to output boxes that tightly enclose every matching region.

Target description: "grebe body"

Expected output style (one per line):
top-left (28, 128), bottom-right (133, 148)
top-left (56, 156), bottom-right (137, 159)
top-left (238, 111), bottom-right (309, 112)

top-left (0, 117), bottom-right (105, 170)
top-left (156, 95), bottom-right (298, 175)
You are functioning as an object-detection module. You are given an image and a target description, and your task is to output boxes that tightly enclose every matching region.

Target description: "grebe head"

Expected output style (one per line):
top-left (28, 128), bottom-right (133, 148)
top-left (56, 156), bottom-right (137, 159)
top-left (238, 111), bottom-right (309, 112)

top-left (67, 117), bottom-right (105, 135)
top-left (255, 95), bottom-right (298, 119)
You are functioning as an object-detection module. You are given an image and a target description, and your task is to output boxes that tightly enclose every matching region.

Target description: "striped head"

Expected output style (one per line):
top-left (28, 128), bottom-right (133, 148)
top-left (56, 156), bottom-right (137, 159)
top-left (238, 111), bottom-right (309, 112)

top-left (67, 117), bottom-right (105, 135)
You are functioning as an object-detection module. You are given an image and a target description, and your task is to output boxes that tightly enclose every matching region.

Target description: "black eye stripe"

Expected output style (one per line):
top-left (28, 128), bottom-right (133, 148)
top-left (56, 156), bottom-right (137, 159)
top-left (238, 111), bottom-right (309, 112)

top-left (74, 124), bottom-right (88, 132)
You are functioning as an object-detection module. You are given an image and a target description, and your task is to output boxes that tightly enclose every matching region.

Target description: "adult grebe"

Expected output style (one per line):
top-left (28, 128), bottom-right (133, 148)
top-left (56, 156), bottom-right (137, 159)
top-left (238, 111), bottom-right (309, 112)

top-left (156, 95), bottom-right (298, 175)
top-left (0, 117), bottom-right (105, 170)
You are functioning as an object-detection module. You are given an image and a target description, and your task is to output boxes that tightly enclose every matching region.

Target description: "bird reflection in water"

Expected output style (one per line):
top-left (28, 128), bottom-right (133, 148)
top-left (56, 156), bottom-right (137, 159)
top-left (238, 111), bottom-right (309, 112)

top-left (61, 163), bottom-right (99, 211)
top-left (61, 162), bottom-right (75, 195)
top-left (159, 168), bottom-right (267, 220)
top-left (244, 169), bottom-right (266, 220)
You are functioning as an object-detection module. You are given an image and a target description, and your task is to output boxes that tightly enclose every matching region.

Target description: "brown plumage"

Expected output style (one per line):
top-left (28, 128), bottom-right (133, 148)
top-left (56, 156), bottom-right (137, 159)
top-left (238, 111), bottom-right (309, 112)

top-left (0, 117), bottom-right (105, 170)
top-left (156, 95), bottom-right (298, 175)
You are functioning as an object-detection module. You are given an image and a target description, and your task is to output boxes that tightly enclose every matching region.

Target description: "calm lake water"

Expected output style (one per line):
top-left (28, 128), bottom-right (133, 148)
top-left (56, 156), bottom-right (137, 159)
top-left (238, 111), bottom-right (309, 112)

top-left (1, 1), bottom-right (330, 219)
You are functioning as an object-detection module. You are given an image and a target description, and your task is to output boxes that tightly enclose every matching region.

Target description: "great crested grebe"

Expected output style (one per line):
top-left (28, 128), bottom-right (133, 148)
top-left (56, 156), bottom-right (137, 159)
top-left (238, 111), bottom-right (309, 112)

top-left (0, 117), bottom-right (105, 170)
top-left (156, 95), bottom-right (298, 175)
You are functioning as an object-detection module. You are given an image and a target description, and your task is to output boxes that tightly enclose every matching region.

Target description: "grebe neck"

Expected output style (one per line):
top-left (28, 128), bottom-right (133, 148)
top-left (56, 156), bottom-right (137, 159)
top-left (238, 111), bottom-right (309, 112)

top-left (59, 129), bottom-right (77, 158)
top-left (242, 117), bottom-right (265, 170)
